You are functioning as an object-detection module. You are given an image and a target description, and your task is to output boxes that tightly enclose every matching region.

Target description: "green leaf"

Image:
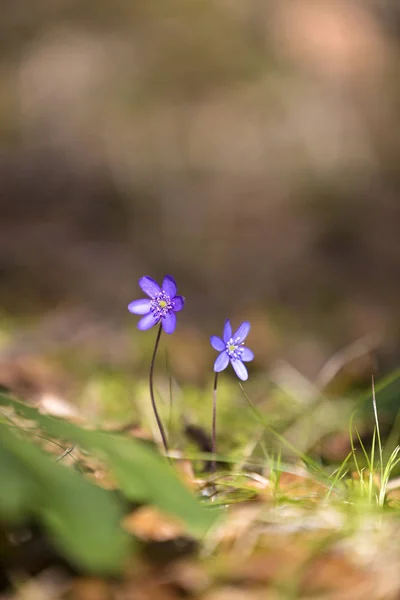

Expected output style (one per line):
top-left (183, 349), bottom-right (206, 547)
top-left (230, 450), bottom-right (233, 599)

top-left (84, 431), bottom-right (214, 536)
top-left (0, 440), bottom-right (37, 521)
top-left (0, 423), bottom-right (130, 573)
top-left (0, 394), bottom-right (216, 537)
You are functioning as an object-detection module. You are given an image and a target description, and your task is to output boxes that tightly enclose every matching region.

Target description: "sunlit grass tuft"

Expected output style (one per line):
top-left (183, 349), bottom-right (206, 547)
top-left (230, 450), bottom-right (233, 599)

top-left (344, 377), bottom-right (400, 508)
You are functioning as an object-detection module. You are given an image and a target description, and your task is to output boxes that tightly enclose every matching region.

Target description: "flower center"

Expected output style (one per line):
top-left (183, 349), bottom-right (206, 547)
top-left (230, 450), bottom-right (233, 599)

top-left (151, 291), bottom-right (173, 319)
top-left (226, 337), bottom-right (244, 361)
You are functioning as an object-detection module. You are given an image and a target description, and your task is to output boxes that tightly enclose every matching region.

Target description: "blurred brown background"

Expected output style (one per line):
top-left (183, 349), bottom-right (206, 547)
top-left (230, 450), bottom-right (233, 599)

top-left (1, 0), bottom-right (400, 385)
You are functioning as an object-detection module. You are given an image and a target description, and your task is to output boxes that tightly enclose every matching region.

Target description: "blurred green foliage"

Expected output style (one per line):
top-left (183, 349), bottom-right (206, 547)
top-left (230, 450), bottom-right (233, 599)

top-left (0, 393), bottom-right (216, 573)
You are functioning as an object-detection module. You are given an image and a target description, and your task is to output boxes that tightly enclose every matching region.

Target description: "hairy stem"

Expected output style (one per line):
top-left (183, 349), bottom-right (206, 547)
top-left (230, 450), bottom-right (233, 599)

top-left (211, 372), bottom-right (219, 472)
top-left (149, 323), bottom-right (168, 453)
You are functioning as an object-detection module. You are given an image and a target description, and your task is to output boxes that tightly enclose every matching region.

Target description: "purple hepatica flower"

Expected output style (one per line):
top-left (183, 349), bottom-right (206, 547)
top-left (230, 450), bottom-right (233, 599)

top-left (210, 319), bottom-right (254, 381)
top-left (128, 275), bottom-right (184, 334)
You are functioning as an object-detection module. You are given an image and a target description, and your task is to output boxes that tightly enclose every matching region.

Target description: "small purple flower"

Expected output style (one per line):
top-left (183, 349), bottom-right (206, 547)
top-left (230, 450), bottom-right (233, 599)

top-left (210, 319), bottom-right (254, 381)
top-left (128, 275), bottom-right (184, 334)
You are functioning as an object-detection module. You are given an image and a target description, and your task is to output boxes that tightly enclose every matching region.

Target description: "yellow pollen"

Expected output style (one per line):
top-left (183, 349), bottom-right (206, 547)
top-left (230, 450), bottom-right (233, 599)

top-left (159, 300), bottom-right (167, 309)
top-left (228, 344), bottom-right (236, 353)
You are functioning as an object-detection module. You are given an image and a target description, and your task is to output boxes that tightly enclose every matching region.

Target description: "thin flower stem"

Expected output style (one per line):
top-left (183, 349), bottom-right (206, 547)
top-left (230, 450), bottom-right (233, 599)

top-left (149, 323), bottom-right (169, 454)
top-left (166, 349), bottom-right (173, 440)
top-left (212, 372), bottom-right (219, 473)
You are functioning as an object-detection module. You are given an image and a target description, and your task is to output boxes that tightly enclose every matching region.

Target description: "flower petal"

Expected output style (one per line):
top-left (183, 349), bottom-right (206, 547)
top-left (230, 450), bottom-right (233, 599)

top-left (162, 275), bottom-right (177, 298)
top-left (233, 321), bottom-right (251, 343)
top-left (241, 347), bottom-right (254, 362)
top-left (128, 298), bottom-right (152, 315)
top-left (214, 351), bottom-right (229, 372)
top-left (223, 319), bottom-right (232, 343)
top-left (137, 312), bottom-right (159, 331)
top-left (139, 276), bottom-right (161, 298)
top-left (210, 336), bottom-right (225, 351)
top-left (173, 295), bottom-right (185, 312)
top-left (231, 359), bottom-right (248, 381)
top-left (162, 311), bottom-right (176, 334)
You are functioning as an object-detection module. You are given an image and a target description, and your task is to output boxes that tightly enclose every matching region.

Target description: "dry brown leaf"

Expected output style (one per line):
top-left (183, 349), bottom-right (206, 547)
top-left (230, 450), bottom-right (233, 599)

top-left (202, 587), bottom-right (273, 600)
top-left (300, 552), bottom-right (374, 599)
top-left (71, 577), bottom-right (112, 600)
top-left (119, 577), bottom-right (179, 600)
top-left (122, 506), bottom-right (186, 541)
top-left (277, 471), bottom-right (327, 499)
top-left (163, 560), bottom-right (211, 596)
top-left (226, 544), bottom-right (306, 585)
top-left (208, 504), bottom-right (265, 550)
top-left (387, 488), bottom-right (400, 508)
